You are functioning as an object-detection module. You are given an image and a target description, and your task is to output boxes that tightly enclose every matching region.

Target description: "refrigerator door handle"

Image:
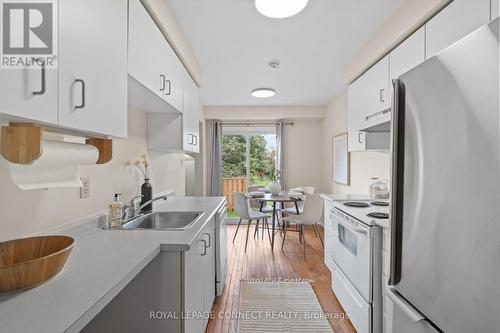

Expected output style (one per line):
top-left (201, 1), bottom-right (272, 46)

top-left (389, 79), bottom-right (405, 285)
top-left (386, 286), bottom-right (425, 323)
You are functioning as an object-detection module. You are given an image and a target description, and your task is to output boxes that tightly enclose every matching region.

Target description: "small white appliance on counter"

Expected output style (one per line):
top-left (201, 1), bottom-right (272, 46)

top-left (326, 199), bottom-right (390, 333)
top-left (215, 201), bottom-right (228, 295)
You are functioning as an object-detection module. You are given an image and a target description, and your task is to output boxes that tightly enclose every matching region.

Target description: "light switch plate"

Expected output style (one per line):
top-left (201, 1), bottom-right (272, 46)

top-left (80, 177), bottom-right (90, 198)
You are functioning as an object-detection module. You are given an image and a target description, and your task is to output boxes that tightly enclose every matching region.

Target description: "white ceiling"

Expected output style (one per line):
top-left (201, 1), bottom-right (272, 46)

top-left (169, 0), bottom-right (403, 106)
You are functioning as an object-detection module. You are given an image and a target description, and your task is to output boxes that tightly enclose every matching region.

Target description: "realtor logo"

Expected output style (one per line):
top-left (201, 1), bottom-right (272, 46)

top-left (1, 0), bottom-right (57, 69)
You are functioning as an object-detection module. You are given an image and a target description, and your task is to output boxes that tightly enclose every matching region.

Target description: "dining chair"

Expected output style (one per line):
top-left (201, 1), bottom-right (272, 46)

top-left (248, 185), bottom-right (274, 213)
top-left (232, 192), bottom-right (271, 252)
top-left (281, 194), bottom-right (324, 259)
top-left (279, 187), bottom-right (323, 245)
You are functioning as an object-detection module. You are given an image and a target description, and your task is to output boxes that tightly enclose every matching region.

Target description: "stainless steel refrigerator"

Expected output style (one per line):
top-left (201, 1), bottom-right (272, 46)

top-left (389, 17), bottom-right (500, 333)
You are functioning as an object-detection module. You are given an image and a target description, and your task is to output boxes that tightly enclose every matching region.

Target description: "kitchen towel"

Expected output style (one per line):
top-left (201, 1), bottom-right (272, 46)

top-left (9, 140), bottom-right (98, 190)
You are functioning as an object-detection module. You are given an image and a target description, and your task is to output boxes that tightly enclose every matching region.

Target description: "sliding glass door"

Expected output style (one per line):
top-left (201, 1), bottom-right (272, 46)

top-left (222, 128), bottom-right (276, 214)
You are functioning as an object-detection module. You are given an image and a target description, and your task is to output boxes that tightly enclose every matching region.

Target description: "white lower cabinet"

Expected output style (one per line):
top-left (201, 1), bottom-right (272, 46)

top-left (184, 218), bottom-right (215, 333)
top-left (426, 0), bottom-right (491, 58)
top-left (58, 0), bottom-right (127, 137)
top-left (83, 218), bottom-right (216, 333)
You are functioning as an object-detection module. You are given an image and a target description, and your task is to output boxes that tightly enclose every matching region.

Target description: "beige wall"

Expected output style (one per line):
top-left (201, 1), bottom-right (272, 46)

top-left (285, 119), bottom-right (325, 192)
top-left (204, 106), bottom-right (325, 120)
top-left (321, 90), bottom-right (391, 195)
top-left (203, 106), bottom-right (326, 193)
top-left (0, 108), bottom-right (185, 242)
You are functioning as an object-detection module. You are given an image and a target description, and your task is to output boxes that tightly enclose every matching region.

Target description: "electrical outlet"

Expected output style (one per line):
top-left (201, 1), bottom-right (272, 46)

top-left (80, 177), bottom-right (90, 198)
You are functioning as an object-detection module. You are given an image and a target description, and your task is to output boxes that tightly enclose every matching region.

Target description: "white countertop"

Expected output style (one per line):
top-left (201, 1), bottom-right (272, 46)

top-left (0, 196), bottom-right (226, 333)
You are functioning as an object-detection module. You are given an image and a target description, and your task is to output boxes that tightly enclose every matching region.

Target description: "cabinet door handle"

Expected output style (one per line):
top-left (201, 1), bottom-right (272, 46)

top-left (165, 80), bottom-right (171, 96)
top-left (33, 58), bottom-right (46, 96)
top-left (188, 134), bottom-right (193, 145)
top-left (200, 239), bottom-right (207, 256)
top-left (379, 88), bottom-right (385, 102)
top-left (193, 135), bottom-right (198, 146)
top-left (358, 132), bottom-right (364, 143)
top-left (203, 232), bottom-right (211, 247)
top-left (74, 79), bottom-right (85, 109)
top-left (159, 75), bottom-right (166, 91)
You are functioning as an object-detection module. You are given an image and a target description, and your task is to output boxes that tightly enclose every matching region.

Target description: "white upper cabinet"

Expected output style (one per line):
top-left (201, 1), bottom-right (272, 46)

top-left (148, 74), bottom-right (201, 153)
top-left (128, 0), bottom-right (183, 113)
top-left (493, 0), bottom-right (499, 20)
top-left (182, 73), bottom-right (201, 153)
top-left (348, 56), bottom-right (390, 152)
top-left (0, 60), bottom-right (58, 125)
top-left (58, 0), bottom-right (128, 138)
top-left (348, 77), bottom-right (367, 152)
top-left (426, 0), bottom-right (491, 58)
top-left (389, 27), bottom-right (426, 82)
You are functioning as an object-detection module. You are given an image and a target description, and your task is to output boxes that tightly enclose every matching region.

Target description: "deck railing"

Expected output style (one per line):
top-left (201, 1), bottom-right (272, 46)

top-left (222, 177), bottom-right (247, 211)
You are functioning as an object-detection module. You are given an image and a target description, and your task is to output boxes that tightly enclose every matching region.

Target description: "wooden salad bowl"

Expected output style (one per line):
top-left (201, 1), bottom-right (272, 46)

top-left (0, 235), bottom-right (74, 295)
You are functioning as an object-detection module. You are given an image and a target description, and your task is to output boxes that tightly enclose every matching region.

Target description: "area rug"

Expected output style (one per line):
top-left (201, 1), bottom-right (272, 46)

top-left (238, 279), bottom-right (334, 333)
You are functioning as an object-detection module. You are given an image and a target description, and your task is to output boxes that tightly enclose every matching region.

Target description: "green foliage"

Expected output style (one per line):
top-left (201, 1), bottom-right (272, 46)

top-left (222, 135), bottom-right (275, 183)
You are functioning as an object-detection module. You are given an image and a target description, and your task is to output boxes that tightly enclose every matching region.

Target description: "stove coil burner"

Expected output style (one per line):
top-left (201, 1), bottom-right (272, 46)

top-left (367, 212), bottom-right (389, 219)
top-left (371, 201), bottom-right (389, 207)
top-left (343, 202), bottom-right (370, 208)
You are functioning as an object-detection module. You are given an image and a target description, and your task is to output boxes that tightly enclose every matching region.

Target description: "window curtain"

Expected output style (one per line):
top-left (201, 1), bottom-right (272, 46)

top-left (276, 120), bottom-right (287, 191)
top-left (207, 120), bottom-right (223, 196)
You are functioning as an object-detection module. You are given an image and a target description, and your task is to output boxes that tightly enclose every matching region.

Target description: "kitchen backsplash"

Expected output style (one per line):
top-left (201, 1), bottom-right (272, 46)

top-left (0, 108), bottom-right (185, 242)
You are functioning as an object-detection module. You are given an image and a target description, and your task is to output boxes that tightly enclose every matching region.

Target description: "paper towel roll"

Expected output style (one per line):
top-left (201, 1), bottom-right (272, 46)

top-left (9, 141), bottom-right (99, 190)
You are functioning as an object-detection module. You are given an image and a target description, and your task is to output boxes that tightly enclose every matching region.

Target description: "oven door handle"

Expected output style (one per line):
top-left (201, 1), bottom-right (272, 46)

top-left (339, 221), bottom-right (368, 234)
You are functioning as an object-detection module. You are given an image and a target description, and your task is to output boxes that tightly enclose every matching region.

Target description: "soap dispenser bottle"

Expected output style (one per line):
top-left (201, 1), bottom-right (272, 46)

top-left (141, 179), bottom-right (153, 213)
top-left (108, 193), bottom-right (123, 228)
top-left (140, 159), bottom-right (153, 213)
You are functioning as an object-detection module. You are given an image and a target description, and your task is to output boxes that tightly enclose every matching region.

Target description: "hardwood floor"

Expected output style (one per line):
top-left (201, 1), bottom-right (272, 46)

top-left (206, 223), bottom-right (357, 333)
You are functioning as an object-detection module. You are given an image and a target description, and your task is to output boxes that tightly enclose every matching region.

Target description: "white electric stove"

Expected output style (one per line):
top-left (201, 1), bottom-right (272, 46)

top-left (327, 199), bottom-right (389, 333)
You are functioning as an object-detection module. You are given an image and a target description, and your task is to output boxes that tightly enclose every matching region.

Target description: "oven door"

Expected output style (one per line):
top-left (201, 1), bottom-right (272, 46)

top-left (331, 208), bottom-right (373, 302)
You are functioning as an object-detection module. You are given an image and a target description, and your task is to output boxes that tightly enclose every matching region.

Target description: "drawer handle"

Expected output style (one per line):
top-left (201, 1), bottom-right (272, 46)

top-left (358, 132), bottom-right (364, 143)
top-left (200, 239), bottom-right (207, 256)
top-left (33, 58), bottom-right (46, 96)
top-left (74, 79), bottom-right (85, 109)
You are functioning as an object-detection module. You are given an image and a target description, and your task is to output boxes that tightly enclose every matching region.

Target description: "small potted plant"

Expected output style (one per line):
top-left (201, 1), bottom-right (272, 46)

top-left (269, 170), bottom-right (281, 195)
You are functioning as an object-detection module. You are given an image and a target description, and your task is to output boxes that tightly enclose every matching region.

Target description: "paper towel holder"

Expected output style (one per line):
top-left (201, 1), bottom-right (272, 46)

top-left (0, 123), bottom-right (113, 165)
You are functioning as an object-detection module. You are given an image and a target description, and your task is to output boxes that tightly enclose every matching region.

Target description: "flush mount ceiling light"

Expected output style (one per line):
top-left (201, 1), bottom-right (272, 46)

top-left (251, 88), bottom-right (276, 98)
top-left (255, 0), bottom-right (308, 19)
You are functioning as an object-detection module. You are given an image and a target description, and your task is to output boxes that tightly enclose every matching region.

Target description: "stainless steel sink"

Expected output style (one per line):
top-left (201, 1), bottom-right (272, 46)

top-left (121, 211), bottom-right (205, 230)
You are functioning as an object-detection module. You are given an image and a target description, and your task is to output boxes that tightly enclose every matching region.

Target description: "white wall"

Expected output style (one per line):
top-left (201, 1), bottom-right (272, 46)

top-left (322, 90), bottom-right (391, 195)
top-left (0, 108), bottom-right (185, 242)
